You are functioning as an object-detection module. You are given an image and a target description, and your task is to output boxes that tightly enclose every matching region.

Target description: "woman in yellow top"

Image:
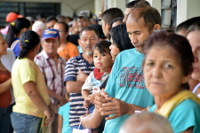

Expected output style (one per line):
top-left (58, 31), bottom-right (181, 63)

top-left (11, 30), bottom-right (53, 133)
top-left (143, 31), bottom-right (200, 133)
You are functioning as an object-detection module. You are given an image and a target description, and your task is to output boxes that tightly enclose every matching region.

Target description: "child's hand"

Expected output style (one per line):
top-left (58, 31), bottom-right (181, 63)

top-left (84, 98), bottom-right (91, 109)
top-left (88, 94), bottom-right (95, 104)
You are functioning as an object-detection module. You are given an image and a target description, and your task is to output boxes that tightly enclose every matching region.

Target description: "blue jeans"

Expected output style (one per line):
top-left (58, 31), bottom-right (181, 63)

top-left (0, 105), bottom-right (13, 133)
top-left (11, 112), bottom-right (42, 133)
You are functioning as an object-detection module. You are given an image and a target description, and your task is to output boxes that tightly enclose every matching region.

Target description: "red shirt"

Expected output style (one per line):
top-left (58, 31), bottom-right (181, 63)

top-left (0, 70), bottom-right (11, 108)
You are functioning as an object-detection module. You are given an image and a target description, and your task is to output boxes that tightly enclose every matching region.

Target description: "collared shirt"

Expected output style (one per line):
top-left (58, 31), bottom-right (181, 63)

top-left (34, 50), bottom-right (66, 105)
top-left (64, 53), bottom-right (94, 127)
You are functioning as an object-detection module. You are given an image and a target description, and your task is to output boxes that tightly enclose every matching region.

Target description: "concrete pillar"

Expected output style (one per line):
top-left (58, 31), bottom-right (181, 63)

top-left (146, 0), bottom-right (161, 14)
top-left (177, 0), bottom-right (200, 25)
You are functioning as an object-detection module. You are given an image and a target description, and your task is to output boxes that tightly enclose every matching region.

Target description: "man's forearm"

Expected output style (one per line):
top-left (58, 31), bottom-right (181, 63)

top-left (66, 81), bottom-right (84, 93)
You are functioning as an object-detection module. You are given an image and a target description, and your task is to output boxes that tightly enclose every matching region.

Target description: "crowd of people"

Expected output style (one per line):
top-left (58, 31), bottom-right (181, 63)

top-left (0, 0), bottom-right (200, 133)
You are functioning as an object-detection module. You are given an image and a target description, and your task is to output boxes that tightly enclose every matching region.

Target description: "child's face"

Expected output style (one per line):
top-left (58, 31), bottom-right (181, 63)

top-left (93, 49), bottom-right (113, 73)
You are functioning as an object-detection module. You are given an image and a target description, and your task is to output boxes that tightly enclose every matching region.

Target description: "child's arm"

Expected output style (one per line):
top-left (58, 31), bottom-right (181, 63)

top-left (82, 90), bottom-right (91, 108)
top-left (82, 89), bottom-right (90, 100)
top-left (57, 114), bottom-right (63, 133)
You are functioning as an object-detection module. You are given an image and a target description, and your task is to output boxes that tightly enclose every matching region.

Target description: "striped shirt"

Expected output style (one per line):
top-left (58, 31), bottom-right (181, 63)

top-left (64, 53), bottom-right (94, 127)
top-left (34, 50), bottom-right (66, 105)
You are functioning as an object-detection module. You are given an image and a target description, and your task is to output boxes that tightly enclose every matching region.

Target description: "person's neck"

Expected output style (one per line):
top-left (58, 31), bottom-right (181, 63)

top-left (26, 53), bottom-right (35, 61)
top-left (60, 39), bottom-right (67, 44)
top-left (99, 67), bottom-right (111, 73)
top-left (82, 53), bottom-right (93, 64)
top-left (154, 90), bottom-right (181, 110)
top-left (47, 53), bottom-right (58, 60)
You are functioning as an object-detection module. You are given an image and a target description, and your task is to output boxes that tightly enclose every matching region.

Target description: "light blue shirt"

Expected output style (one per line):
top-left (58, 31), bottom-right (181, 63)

top-left (149, 99), bottom-right (200, 133)
top-left (104, 48), bottom-right (154, 133)
top-left (58, 103), bottom-right (71, 133)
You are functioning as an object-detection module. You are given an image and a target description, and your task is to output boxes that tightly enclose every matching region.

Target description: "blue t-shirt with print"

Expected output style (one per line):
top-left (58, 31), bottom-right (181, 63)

top-left (104, 48), bottom-right (154, 133)
top-left (149, 99), bottom-right (200, 133)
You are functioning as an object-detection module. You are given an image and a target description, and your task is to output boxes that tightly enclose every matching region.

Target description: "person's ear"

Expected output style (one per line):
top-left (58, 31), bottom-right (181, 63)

top-left (153, 24), bottom-right (161, 31)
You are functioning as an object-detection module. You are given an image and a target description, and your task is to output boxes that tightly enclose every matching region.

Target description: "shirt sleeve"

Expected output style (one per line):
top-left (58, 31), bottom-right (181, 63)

top-left (34, 55), bottom-right (44, 72)
top-left (58, 105), bottom-right (63, 116)
top-left (20, 61), bottom-right (36, 84)
top-left (82, 72), bottom-right (93, 91)
top-left (64, 58), bottom-right (77, 82)
top-left (169, 99), bottom-right (200, 132)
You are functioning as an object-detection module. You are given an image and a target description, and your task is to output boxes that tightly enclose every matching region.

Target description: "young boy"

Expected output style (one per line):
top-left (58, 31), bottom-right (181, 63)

top-left (81, 40), bottom-right (113, 113)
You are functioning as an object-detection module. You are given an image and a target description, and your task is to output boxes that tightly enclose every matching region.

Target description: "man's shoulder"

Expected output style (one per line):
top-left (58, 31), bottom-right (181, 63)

top-left (117, 48), bottom-right (143, 60)
top-left (35, 52), bottom-right (45, 60)
top-left (67, 55), bottom-right (83, 63)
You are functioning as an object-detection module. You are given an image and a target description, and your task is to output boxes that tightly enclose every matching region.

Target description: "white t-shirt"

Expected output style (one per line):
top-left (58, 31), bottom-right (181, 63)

top-left (1, 48), bottom-right (15, 72)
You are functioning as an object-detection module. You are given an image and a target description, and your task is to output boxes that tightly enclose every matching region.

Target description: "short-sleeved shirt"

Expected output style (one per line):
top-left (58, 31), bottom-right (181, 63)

top-left (149, 99), bottom-right (200, 133)
top-left (58, 42), bottom-right (79, 61)
top-left (58, 103), bottom-right (71, 133)
top-left (12, 58), bottom-right (50, 118)
top-left (34, 51), bottom-right (66, 105)
top-left (64, 53), bottom-right (94, 127)
top-left (82, 70), bottom-right (110, 94)
top-left (1, 48), bottom-right (15, 72)
top-left (104, 48), bottom-right (154, 133)
top-left (10, 39), bottom-right (20, 58)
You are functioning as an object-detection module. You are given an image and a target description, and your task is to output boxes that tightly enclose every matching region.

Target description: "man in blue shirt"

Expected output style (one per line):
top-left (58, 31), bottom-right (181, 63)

top-left (93, 3), bottom-right (161, 133)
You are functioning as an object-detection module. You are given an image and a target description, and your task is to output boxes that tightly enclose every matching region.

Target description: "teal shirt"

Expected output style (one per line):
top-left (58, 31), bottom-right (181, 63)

top-left (104, 48), bottom-right (154, 133)
top-left (149, 99), bottom-right (200, 133)
top-left (58, 103), bottom-right (71, 133)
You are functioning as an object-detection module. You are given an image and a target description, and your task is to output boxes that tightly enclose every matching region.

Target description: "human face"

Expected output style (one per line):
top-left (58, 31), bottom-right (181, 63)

top-left (93, 49), bottom-right (112, 73)
top-left (54, 23), bottom-right (67, 42)
top-left (42, 38), bottom-right (59, 57)
top-left (46, 20), bottom-right (57, 29)
top-left (126, 17), bottom-right (151, 53)
top-left (192, 46), bottom-right (200, 81)
top-left (123, 8), bottom-right (132, 22)
top-left (78, 18), bottom-right (89, 32)
top-left (187, 31), bottom-right (200, 53)
top-left (143, 45), bottom-right (188, 99)
top-left (0, 34), bottom-right (7, 56)
top-left (110, 37), bottom-right (120, 61)
top-left (102, 19), bottom-right (109, 37)
top-left (79, 30), bottom-right (99, 55)
top-left (187, 31), bottom-right (200, 79)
